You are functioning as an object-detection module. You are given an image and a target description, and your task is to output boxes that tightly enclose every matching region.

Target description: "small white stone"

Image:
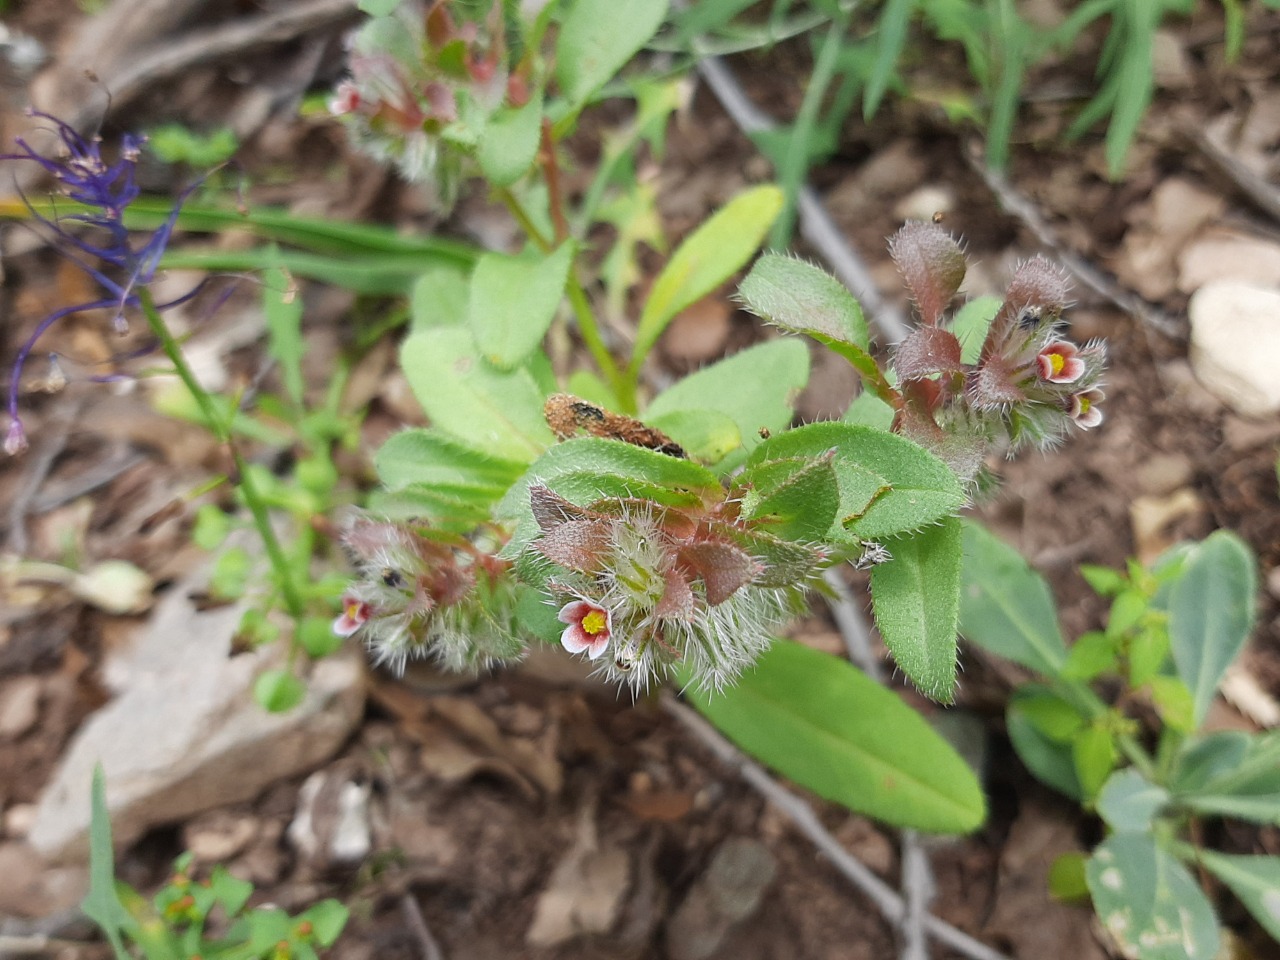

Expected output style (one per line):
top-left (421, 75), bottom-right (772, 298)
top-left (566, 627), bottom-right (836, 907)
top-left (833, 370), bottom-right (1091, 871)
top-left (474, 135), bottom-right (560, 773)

top-left (1189, 281), bottom-right (1280, 416)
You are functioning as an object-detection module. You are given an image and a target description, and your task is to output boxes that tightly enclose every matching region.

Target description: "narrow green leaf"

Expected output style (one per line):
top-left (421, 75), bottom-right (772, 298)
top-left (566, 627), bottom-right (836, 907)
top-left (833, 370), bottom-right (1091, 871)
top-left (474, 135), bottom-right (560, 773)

top-left (400, 327), bottom-right (553, 463)
top-left (1167, 530), bottom-right (1258, 726)
top-left (1086, 834), bottom-right (1220, 960)
top-left (645, 339), bottom-right (809, 473)
top-left (632, 185), bottom-right (783, 367)
top-left (959, 520), bottom-right (1068, 676)
top-left (864, 0), bottom-right (915, 117)
top-left (302, 900), bottom-right (350, 946)
top-left (1096, 768), bottom-right (1169, 833)
top-left (738, 253), bottom-right (869, 350)
top-left (262, 248), bottom-right (304, 406)
top-left (470, 242), bottom-right (574, 369)
top-left (1178, 731), bottom-right (1280, 824)
top-left (1048, 852), bottom-right (1090, 902)
top-left (555, 0), bottom-right (670, 105)
top-left (1169, 731), bottom-right (1250, 794)
top-left (1072, 723), bottom-right (1117, 800)
top-left (870, 516), bottom-right (962, 703)
top-left (1197, 851), bottom-right (1280, 942)
top-left (82, 767), bottom-right (132, 960)
top-left (687, 640), bottom-right (985, 833)
top-left (477, 90), bottom-right (545, 187)
top-left (1015, 688), bottom-right (1086, 742)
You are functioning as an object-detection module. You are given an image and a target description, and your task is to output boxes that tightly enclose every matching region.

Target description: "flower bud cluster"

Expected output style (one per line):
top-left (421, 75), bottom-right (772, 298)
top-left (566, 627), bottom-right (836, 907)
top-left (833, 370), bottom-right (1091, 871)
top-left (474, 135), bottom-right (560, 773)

top-left (333, 514), bottom-right (524, 673)
top-left (328, 0), bottom-right (520, 202)
top-left (525, 485), bottom-right (824, 694)
top-left (886, 222), bottom-right (1108, 479)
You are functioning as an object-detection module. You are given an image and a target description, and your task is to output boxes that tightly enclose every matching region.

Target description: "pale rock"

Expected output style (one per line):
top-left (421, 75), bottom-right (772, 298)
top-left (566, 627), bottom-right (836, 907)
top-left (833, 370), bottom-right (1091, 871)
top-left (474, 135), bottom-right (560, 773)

top-left (183, 810), bottom-right (258, 864)
top-left (1133, 452), bottom-right (1194, 496)
top-left (287, 766), bottom-right (372, 869)
top-left (665, 838), bottom-right (777, 960)
top-left (0, 676), bottom-right (41, 738)
top-left (894, 185), bottom-right (954, 224)
top-left (1188, 282), bottom-right (1280, 416)
top-left (527, 809), bottom-right (631, 947)
top-left (1130, 489), bottom-right (1204, 565)
top-left (3, 803), bottom-right (36, 839)
top-left (1179, 232), bottom-right (1280, 292)
top-left (28, 572), bottom-right (365, 863)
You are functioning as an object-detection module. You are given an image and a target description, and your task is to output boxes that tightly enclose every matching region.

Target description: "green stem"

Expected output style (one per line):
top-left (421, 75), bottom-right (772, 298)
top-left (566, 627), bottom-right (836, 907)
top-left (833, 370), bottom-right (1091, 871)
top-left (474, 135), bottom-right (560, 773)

top-left (139, 290), bottom-right (305, 620)
top-left (495, 187), bottom-right (623, 399)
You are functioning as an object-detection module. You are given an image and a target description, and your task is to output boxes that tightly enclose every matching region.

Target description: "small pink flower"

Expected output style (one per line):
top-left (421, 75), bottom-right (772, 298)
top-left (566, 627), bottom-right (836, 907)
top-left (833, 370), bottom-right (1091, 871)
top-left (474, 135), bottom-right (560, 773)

top-left (1069, 389), bottom-right (1105, 429)
top-left (1036, 341), bottom-right (1085, 384)
top-left (557, 599), bottom-right (612, 660)
top-left (328, 81), bottom-right (361, 116)
top-left (4, 420), bottom-right (28, 456)
top-left (333, 594), bottom-right (373, 637)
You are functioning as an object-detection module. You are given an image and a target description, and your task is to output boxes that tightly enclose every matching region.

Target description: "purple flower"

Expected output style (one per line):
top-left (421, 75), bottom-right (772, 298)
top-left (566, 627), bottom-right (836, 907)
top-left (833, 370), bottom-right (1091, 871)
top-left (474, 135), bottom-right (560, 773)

top-left (3, 110), bottom-right (202, 455)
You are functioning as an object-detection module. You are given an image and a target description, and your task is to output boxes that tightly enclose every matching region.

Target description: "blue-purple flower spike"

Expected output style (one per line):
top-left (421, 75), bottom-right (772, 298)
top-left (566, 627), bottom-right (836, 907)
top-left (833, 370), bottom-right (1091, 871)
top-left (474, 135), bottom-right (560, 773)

top-left (2, 110), bottom-right (198, 455)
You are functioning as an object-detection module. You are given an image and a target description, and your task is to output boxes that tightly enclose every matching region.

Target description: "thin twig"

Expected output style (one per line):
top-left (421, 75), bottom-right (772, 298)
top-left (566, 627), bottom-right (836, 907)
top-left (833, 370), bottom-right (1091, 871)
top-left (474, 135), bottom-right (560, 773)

top-left (822, 566), bottom-right (935, 960)
top-left (401, 893), bottom-right (446, 960)
top-left (694, 54), bottom-right (909, 343)
top-left (5, 393), bottom-right (84, 554)
top-left (1181, 122), bottom-right (1280, 226)
top-left (661, 693), bottom-right (1012, 960)
top-left (962, 144), bottom-right (1183, 340)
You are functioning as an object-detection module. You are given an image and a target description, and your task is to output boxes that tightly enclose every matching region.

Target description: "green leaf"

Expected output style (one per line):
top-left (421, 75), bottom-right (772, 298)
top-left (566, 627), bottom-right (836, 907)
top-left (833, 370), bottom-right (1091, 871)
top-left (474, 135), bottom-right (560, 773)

top-left (410, 264), bottom-right (471, 329)
top-left (1008, 691), bottom-right (1082, 799)
top-left (632, 185), bottom-right (783, 367)
top-left (211, 546), bottom-right (251, 600)
top-left (254, 669), bottom-right (305, 713)
top-left (737, 253), bottom-right (869, 351)
top-left (555, 0), bottom-right (670, 105)
top-left (1096, 768), bottom-right (1169, 833)
top-left (1167, 530), bottom-right (1257, 727)
top-left (948, 295), bottom-right (1001, 364)
top-left (1197, 851), bottom-right (1280, 942)
top-left (298, 616), bottom-right (344, 659)
top-left (262, 248), bottom-right (304, 407)
top-left (864, 0), bottom-right (915, 117)
top-left (375, 428), bottom-right (525, 494)
top-left (1072, 723), bottom-right (1117, 800)
top-left (842, 389), bottom-right (895, 430)
top-left (748, 422), bottom-right (966, 540)
top-left (1048, 852), bottom-right (1090, 902)
top-left (1148, 675), bottom-right (1194, 733)
top-left (1080, 562), bottom-right (1128, 597)
top-left (645, 339), bottom-right (809, 473)
top-left (1169, 731), bottom-right (1250, 794)
top-left (686, 640), bottom-right (985, 833)
top-left (400, 327), bottom-right (553, 463)
top-left (358, 0), bottom-right (399, 13)
top-left (301, 900), bottom-right (350, 946)
top-left (470, 242), bottom-right (574, 369)
top-left (959, 521), bottom-right (1068, 676)
top-left (1105, 588), bottom-right (1148, 638)
top-left (82, 766), bottom-right (132, 960)
top-left (1061, 630), bottom-right (1118, 681)
top-left (870, 517), bottom-right (962, 703)
top-left (477, 90), bottom-right (545, 187)
top-left (645, 408), bottom-right (741, 464)
top-left (1127, 623), bottom-right (1170, 687)
top-left (192, 504), bottom-right (230, 551)
top-left (1015, 688), bottom-right (1086, 742)
top-left (742, 455), bottom-right (840, 542)
top-left (1177, 731), bottom-right (1280, 824)
top-left (1086, 834), bottom-right (1220, 960)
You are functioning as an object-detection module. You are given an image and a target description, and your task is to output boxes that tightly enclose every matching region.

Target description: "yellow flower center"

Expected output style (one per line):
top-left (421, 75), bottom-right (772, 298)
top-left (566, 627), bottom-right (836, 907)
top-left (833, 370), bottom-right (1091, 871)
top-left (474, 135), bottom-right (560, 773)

top-left (581, 609), bottom-right (608, 635)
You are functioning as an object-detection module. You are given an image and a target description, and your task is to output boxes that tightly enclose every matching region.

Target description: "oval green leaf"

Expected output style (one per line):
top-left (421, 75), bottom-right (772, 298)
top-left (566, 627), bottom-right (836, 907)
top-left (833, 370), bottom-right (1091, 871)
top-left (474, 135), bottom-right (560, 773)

top-left (470, 242), bottom-right (575, 369)
top-left (686, 640), bottom-right (986, 834)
